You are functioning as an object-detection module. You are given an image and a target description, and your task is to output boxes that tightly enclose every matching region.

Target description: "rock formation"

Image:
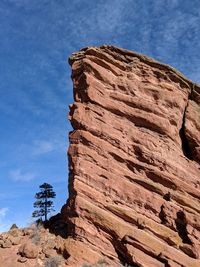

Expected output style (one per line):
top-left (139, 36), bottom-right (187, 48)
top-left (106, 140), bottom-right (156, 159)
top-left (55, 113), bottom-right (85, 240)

top-left (0, 224), bottom-right (66, 267)
top-left (61, 45), bottom-right (200, 267)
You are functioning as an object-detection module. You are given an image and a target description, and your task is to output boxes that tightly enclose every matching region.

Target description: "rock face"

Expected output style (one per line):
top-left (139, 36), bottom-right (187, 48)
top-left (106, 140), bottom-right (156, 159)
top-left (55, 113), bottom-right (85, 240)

top-left (61, 45), bottom-right (200, 267)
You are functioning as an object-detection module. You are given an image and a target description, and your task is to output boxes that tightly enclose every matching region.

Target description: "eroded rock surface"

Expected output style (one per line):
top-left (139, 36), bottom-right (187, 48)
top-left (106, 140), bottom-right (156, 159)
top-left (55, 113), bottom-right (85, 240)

top-left (62, 45), bottom-right (200, 266)
top-left (0, 225), bottom-right (65, 267)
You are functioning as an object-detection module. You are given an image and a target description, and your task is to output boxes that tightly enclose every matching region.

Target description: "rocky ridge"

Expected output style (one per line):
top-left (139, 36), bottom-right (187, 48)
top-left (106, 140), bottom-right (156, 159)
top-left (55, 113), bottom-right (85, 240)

top-left (0, 224), bottom-right (66, 267)
top-left (61, 45), bottom-right (200, 266)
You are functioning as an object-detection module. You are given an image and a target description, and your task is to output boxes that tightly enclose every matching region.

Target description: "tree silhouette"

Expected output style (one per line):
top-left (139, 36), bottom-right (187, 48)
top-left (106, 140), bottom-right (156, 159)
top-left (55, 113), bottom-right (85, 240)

top-left (32, 182), bottom-right (56, 222)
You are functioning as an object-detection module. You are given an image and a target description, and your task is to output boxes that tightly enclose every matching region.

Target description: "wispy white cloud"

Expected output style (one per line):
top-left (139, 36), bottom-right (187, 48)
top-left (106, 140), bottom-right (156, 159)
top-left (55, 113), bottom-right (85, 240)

top-left (0, 207), bottom-right (8, 218)
top-left (31, 136), bottom-right (66, 156)
top-left (10, 169), bottom-right (36, 182)
top-left (32, 140), bottom-right (54, 155)
top-left (1, 0), bottom-right (200, 120)
top-left (0, 207), bottom-right (10, 233)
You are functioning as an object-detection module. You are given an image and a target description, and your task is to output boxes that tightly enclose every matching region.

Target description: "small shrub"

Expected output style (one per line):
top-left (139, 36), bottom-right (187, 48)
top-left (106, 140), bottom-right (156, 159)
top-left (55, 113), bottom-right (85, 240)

top-left (44, 256), bottom-right (63, 267)
top-left (30, 225), bottom-right (41, 244)
top-left (82, 258), bottom-right (109, 267)
top-left (97, 259), bottom-right (108, 266)
top-left (82, 259), bottom-right (135, 267)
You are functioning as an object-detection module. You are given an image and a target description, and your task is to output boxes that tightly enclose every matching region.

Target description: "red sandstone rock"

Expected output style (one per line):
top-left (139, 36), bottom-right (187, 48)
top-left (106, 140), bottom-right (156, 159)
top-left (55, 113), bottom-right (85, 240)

top-left (18, 241), bottom-right (39, 259)
top-left (61, 45), bottom-right (200, 266)
top-left (0, 225), bottom-right (66, 266)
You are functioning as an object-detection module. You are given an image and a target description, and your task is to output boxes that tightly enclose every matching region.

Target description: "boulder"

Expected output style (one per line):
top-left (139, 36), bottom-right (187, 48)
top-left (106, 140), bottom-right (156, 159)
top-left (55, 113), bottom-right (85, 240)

top-left (18, 241), bottom-right (39, 259)
top-left (10, 236), bottom-right (21, 245)
top-left (1, 239), bottom-right (12, 248)
top-left (17, 256), bottom-right (27, 263)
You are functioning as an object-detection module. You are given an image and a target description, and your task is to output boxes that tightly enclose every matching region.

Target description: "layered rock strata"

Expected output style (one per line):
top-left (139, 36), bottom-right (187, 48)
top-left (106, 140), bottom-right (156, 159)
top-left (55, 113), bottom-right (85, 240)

top-left (62, 45), bottom-right (200, 267)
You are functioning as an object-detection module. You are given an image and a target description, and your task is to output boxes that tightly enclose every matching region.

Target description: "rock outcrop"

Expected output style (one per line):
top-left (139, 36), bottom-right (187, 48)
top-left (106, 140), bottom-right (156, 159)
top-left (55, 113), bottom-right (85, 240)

top-left (62, 45), bottom-right (200, 267)
top-left (0, 225), bottom-right (65, 267)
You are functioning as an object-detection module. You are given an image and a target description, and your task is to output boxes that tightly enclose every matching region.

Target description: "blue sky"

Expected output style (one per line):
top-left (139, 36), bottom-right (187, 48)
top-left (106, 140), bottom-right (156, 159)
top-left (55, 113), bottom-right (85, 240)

top-left (0, 0), bottom-right (200, 232)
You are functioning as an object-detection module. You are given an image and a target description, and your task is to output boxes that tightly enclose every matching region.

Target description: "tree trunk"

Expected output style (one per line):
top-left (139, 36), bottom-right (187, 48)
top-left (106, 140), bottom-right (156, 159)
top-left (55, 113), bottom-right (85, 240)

top-left (45, 194), bottom-right (47, 221)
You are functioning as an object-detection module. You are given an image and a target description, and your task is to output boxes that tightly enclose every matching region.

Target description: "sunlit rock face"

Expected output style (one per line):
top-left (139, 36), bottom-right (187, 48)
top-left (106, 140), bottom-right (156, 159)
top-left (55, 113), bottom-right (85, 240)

top-left (62, 45), bottom-right (200, 267)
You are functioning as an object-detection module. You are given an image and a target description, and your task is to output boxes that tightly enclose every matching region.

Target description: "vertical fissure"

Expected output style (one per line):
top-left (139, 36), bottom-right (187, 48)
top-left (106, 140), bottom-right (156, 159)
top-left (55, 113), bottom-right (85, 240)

top-left (179, 92), bottom-right (193, 160)
top-left (175, 211), bottom-right (192, 245)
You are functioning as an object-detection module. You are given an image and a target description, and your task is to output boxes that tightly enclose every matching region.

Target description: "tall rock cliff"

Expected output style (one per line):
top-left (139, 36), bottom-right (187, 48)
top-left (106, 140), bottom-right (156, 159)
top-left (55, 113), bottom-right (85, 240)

top-left (61, 46), bottom-right (200, 267)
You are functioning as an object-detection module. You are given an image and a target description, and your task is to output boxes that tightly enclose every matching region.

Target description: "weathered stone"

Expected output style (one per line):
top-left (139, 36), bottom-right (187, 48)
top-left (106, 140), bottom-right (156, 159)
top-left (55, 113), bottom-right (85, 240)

top-left (18, 241), bottom-right (39, 259)
top-left (8, 228), bottom-right (20, 237)
top-left (17, 256), bottom-right (27, 263)
top-left (10, 236), bottom-right (21, 245)
top-left (45, 239), bottom-right (56, 249)
top-left (185, 99), bottom-right (200, 163)
top-left (22, 228), bottom-right (32, 236)
top-left (179, 243), bottom-right (199, 259)
top-left (61, 45), bottom-right (200, 266)
top-left (2, 239), bottom-right (12, 248)
top-left (42, 247), bottom-right (57, 258)
top-left (10, 223), bottom-right (18, 230)
top-left (38, 252), bottom-right (46, 260)
top-left (0, 225), bottom-right (66, 266)
top-left (0, 240), bottom-right (4, 247)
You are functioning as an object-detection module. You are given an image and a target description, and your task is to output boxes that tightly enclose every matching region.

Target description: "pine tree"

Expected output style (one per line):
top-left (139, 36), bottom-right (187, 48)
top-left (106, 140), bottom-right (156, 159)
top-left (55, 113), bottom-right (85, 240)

top-left (32, 182), bottom-right (56, 222)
